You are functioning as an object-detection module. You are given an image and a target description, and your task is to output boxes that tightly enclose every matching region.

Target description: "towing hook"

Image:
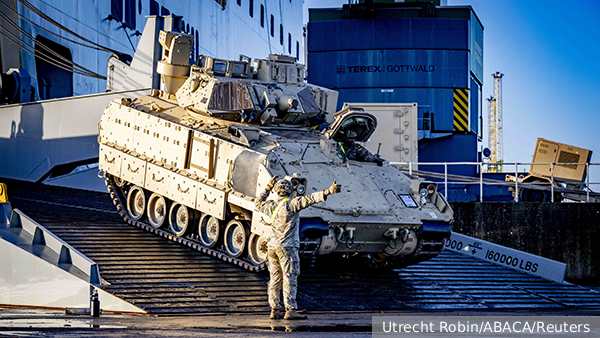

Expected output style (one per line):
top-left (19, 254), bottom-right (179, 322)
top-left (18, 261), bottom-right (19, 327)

top-left (337, 227), bottom-right (356, 248)
top-left (401, 229), bottom-right (410, 243)
top-left (344, 227), bottom-right (356, 249)
top-left (385, 228), bottom-right (400, 248)
top-left (346, 236), bottom-right (355, 249)
top-left (389, 237), bottom-right (398, 249)
top-left (336, 228), bottom-right (346, 243)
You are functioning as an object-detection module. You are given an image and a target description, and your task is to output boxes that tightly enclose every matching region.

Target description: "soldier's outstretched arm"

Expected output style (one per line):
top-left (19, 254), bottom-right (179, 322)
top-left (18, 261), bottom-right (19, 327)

top-left (289, 181), bottom-right (341, 213)
top-left (255, 176), bottom-right (278, 215)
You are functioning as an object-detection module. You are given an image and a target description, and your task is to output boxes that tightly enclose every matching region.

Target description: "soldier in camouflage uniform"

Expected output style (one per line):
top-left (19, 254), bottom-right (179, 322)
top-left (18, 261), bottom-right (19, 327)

top-left (255, 176), bottom-right (341, 320)
top-left (338, 129), bottom-right (384, 165)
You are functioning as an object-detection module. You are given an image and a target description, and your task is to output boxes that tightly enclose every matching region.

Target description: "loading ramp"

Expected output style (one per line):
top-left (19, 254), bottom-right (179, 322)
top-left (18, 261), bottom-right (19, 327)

top-left (3, 179), bottom-right (600, 314)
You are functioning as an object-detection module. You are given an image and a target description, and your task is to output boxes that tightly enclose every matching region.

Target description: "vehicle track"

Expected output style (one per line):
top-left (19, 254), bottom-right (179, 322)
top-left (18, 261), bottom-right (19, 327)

top-left (5, 179), bottom-right (600, 314)
top-left (105, 175), bottom-right (267, 272)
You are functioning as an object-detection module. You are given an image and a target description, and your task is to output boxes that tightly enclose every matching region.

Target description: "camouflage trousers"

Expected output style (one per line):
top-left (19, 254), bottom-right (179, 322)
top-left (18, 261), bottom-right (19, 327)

top-left (267, 246), bottom-right (300, 310)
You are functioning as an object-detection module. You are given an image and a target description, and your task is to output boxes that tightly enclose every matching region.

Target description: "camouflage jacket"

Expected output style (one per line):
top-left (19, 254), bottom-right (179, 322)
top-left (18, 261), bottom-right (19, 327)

top-left (338, 142), bottom-right (380, 162)
top-left (255, 189), bottom-right (326, 248)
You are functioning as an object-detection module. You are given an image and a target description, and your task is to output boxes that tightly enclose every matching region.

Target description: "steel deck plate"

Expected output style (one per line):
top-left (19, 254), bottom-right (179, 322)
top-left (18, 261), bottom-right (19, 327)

top-left (5, 179), bottom-right (600, 314)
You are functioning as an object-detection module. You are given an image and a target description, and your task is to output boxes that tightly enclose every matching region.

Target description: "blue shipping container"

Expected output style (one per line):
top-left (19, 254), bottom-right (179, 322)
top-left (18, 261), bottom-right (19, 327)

top-left (307, 18), bottom-right (469, 52)
top-left (308, 50), bottom-right (469, 90)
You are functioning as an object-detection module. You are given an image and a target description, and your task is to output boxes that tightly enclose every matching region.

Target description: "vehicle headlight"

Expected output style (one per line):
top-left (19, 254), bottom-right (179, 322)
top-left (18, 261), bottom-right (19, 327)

top-left (297, 184), bottom-right (306, 195)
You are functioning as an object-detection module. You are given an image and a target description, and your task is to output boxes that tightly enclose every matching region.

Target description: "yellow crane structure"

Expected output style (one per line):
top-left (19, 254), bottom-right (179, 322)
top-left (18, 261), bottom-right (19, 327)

top-left (487, 72), bottom-right (504, 172)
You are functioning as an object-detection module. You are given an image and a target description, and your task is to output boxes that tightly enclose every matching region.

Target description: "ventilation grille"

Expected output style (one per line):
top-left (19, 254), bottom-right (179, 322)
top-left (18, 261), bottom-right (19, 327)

top-left (558, 151), bottom-right (580, 170)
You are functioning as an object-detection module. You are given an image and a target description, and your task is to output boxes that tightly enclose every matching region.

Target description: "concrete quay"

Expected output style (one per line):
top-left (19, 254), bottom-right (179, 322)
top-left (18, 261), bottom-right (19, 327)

top-left (2, 308), bottom-right (600, 338)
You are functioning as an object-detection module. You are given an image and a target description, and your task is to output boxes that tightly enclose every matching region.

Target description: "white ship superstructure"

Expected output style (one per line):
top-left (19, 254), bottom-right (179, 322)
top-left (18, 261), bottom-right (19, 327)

top-left (0, 0), bottom-right (304, 191)
top-left (1, 0), bottom-right (303, 99)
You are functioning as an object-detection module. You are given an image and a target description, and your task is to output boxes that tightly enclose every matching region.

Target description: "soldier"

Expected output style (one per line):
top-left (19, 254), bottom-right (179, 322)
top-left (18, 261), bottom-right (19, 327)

top-left (338, 129), bottom-right (384, 166)
top-left (255, 176), bottom-right (341, 320)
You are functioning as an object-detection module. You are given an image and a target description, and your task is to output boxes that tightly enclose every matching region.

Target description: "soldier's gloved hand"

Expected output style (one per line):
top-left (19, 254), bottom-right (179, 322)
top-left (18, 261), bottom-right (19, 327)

top-left (324, 181), bottom-right (341, 196)
top-left (266, 175), bottom-right (279, 191)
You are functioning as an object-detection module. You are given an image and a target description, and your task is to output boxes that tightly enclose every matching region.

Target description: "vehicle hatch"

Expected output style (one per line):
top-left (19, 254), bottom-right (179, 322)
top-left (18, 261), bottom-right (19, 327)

top-left (323, 108), bottom-right (377, 143)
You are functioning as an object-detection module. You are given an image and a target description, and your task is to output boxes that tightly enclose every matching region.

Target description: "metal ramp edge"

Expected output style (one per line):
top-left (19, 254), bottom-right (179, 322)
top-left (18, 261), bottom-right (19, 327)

top-left (446, 232), bottom-right (567, 283)
top-left (0, 203), bottom-right (145, 313)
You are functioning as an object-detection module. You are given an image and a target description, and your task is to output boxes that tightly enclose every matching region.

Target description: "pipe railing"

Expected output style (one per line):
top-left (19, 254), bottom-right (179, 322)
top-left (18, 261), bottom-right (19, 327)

top-left (389, 161), bottom-right (600, 203)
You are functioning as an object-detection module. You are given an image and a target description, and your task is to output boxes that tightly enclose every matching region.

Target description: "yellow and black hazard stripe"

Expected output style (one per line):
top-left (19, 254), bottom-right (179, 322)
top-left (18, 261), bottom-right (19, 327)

top-left (453, 88), bottom-right (469, 132)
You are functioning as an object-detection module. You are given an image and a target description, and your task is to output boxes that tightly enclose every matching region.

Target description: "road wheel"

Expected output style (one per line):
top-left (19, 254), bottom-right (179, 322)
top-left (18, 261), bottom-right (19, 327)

top-left (198, 214), bottom-right (221, 248)
top-left (114, 176), bottom-right (127, 187)
top-left (169, 203), bottom-right (192, 237)
top-left (147, 193), bottom-right (168, 228)
top-left (248, 233), bottom-right (269, 265)
top-left (126, 185), bottom-right (146, 221)
top-left (224, 220), bottom-right (249, 258)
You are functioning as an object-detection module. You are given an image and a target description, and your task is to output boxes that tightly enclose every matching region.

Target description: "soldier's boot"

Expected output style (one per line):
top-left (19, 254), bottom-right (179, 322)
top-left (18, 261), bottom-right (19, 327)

top-left (270, 308), bottom-right (285, 319)
top-left (284, 309), bottom-right (307, 320)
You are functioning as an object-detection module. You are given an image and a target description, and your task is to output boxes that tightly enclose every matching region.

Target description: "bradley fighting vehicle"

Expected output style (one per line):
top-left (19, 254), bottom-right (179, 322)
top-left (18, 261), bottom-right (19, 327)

top-left (98, 31), bottom-right (453, 271)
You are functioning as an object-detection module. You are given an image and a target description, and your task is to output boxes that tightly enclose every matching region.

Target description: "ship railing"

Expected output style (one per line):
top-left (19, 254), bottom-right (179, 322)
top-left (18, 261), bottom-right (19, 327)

top-left (388, 161), bottom-right (600, 203)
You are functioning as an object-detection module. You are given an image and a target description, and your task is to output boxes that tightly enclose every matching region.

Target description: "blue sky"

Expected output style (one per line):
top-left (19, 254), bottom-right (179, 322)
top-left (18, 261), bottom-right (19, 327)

top-left (447, 0), bottom-right (600, 164)
top-left (304, 0), bottom-right (600, 183)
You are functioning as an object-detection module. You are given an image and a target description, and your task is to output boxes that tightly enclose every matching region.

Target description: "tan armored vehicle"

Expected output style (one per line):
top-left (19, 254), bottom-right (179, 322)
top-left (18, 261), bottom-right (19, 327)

top-left (98, 31), bottom-right (453, 271)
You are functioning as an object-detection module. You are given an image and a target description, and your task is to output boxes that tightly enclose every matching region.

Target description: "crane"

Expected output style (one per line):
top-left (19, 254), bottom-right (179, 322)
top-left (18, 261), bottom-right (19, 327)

top-left (487, 72), bottom-right (504, 173)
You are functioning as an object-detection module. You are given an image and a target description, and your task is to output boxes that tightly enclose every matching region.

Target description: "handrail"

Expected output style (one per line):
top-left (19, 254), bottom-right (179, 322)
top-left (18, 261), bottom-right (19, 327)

top-left (390, 161), bottom-right (599, 203)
